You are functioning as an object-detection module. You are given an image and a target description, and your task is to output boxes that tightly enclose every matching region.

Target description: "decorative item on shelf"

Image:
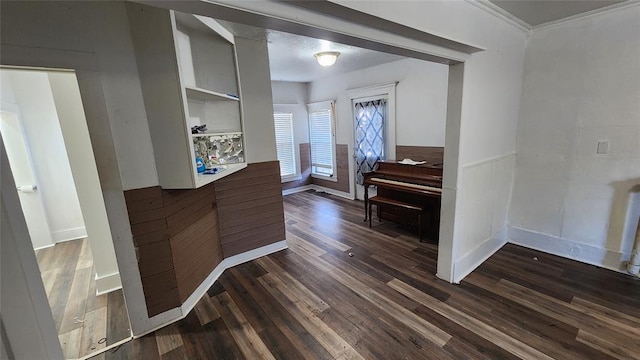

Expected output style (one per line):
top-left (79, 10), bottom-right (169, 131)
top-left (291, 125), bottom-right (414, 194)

top-left (191, 124), bottom-right (207, 134)
top-left (202, 166), bottom-right (227, 175)
top-left (193, 132), bottom-right (244, 166)
top-left (195, 156), bottom-right (206, 173)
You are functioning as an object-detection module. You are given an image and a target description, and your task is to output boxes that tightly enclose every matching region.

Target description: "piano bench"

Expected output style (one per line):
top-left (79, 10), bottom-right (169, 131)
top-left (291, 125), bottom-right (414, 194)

top-left (368, 196), bottom-right (425, 242)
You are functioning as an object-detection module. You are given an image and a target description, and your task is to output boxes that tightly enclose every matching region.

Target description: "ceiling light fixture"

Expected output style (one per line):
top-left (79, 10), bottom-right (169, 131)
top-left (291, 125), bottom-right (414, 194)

top-left (315, 51), bottom-right (340, 67)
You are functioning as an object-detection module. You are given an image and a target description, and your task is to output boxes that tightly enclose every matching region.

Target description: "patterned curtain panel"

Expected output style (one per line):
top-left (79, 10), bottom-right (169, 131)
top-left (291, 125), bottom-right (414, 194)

top-left (354, 99), bottom-right (387, 185)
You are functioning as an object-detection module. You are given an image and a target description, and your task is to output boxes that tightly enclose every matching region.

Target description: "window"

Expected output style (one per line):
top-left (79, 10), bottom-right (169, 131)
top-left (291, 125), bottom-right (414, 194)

top-left (273, 112), bottom-right (296, 178)
top-left (308, 101), bottom-right (336, 178)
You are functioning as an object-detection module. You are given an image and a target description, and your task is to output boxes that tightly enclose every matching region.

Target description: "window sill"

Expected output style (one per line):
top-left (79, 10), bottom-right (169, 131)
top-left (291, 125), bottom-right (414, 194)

top-left (311, 173), bottom-right (338, 183)
top-left (281, 174), bottom-right (302, 183)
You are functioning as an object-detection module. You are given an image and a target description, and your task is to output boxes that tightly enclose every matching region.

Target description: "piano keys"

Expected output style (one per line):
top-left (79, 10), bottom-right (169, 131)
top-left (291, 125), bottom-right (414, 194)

top-left (363, 160), bottom-right (443, 241)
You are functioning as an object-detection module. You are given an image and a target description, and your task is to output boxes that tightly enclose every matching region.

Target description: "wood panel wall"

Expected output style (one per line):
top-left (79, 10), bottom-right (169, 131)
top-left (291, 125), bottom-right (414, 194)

top-left (282, 143), bottom-right (312, 191)
top-left (124, 187), bottom-right (180, 317)
top-left (312, 144), bottom-right (350, 193)
top-left (162, 186), bottom-right (222, 302)
top-left (216, 161), bottom-right (286, 257)
top-left (124, 183), bottom-right (223, 315)
top-left (396, 146), bottom-right (444, 164)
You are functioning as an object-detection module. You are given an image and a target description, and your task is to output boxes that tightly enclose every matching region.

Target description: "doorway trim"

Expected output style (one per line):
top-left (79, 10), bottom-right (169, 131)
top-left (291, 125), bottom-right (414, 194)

top-left (348, 82), bottom-right (397, 200)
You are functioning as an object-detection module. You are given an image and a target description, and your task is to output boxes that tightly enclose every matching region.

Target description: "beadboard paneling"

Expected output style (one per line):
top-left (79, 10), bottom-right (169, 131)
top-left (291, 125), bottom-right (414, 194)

top-left (216, 161), bottom-right (286, 257)
top-left (311, 144), bottom-right (350, 193)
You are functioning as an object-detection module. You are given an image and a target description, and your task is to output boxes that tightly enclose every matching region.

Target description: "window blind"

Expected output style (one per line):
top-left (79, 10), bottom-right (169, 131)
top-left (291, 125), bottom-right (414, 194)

top-left (309, 109), bottom-right (334, 176)
top-left (273, 112), bottom-right (296, 177)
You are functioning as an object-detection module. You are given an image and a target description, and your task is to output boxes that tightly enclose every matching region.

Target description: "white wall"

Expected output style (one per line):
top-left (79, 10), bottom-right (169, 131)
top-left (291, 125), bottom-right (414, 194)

top-left (1, 1), bottom-right (282, 336)
top-left (236, 36), bottom-right (278, 164)
top-left (0, 87), bottom-right (55, 250)
top-left (272, 81), bottom-right (309, 178)
top-left (1, 1), bottom-right (161, 335)
top-left (2, 69), bottom-right (88, 244)
top-left (1, 139), bottom-right (64, 359)
top-left (48, 71), bottom-right (122, 293)
top-left (308, 58), bottom-right (448, 148)
top-left (509, 6), bottom-right (640, 271)
top-left (328, 0), bottom-right (528, 282)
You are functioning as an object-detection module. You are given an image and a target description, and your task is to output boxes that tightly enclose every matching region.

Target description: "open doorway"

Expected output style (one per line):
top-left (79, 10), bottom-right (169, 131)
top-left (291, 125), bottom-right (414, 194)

top-left (0, 67), bottom-right (132, 359)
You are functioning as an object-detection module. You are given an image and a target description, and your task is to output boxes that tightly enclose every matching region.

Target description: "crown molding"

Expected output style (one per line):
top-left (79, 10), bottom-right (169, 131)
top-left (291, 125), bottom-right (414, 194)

top-left (466, 0), bottom-right (532, 35)
top-left (533, 0), bottom-right (640, 31)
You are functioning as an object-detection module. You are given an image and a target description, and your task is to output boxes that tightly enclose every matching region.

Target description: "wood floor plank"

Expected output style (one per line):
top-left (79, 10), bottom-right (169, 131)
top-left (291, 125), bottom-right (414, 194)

top-left (155, 323), bottom-right (184, 356)
top-left (76, 238), bottom-right (93, 270)
top-left (571, 296), bottom-right (640, 330)
top-left (90, 191), bottom-right (640, 360)
top-left (387, 278), bottom-right (556, 360)
top-left (300, 249), bottom-right (452, 347)
top-left (268, 250), bottom-right (455, 360)
top-left (466, 274), bottom-right (640, 354)
top-left (576, 329), bottom-right (640, 360)
top-left (212, 292), bottom-right (276, 360)
top-left (59, 327), bottom-right (83, 360)
top-left (254, 256), bottom-right (330, 313)
top-left (258, 273), bottom-right (365, 360)
top-left (59, 265), bottom-right (93, 334)
top-left (193, 295), bottom-right (220, 326)
top-left (107, 290), bottom-right (131, 345)
top-left (79, 307), bottom-right (108, 357)
top-left (220, 266), bottom-right (308, 360)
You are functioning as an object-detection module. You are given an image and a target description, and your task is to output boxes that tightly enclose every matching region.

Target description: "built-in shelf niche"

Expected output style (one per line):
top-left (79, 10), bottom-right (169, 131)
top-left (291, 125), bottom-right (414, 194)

top-left (127, 4), bottom-right (246, 189)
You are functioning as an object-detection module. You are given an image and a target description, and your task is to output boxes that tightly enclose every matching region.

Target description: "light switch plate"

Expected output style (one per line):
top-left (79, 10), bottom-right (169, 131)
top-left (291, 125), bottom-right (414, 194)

top-left (596, 140), bottom-right (609, 154)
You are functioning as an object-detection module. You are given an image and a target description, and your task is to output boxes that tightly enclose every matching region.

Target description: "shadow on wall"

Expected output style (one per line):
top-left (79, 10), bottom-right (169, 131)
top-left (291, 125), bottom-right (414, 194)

top-left (607, 179), bottom-right (640, 268)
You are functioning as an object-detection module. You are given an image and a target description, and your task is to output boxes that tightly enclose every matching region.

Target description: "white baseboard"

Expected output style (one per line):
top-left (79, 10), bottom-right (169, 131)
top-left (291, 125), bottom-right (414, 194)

top-left (180, 240), bottom-right (288, 315)
top-left (33, 243), bottom-right (55, 251)
top-left (135, 240), bottom-right (289, 339)
top-left (310, 185), bottom-right (354, 200)
top-left (95, 272), bottom-right (122, 295)
top-left (283, 184), bottom-right (314, 196)
top-left (179, 260), bottom-right (227, 319)
top-left (224, 240), bottom-right (289, 269)
top-left (52, 226), bottom-right (87, 243)
top-left (453, 226), bottom-right (508, 283)
top-left (283, 184), bottom-right (354, 200)
top-left (508, 226), bottom-right (629, 273)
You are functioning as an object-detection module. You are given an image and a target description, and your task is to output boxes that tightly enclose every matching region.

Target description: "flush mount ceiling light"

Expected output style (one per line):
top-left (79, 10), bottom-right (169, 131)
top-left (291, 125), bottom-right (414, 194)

top-left (315, 51), bottom-right (340, 67)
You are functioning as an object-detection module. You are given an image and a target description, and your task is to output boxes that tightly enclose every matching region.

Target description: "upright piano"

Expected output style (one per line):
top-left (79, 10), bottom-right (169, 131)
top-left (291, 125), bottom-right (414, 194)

top-left (363, 160), bottom-right (443, 241)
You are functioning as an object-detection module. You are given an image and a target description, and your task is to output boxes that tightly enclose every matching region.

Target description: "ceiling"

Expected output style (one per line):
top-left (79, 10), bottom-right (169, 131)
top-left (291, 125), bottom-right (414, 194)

top-left (266, 30), bottom-right (405, 83)
top-left (488, 0), bottom-right (627, 27)
top-left (218, 20), bottom-right (406, 83)
top-left (220, 0), bottom-right (629, 82)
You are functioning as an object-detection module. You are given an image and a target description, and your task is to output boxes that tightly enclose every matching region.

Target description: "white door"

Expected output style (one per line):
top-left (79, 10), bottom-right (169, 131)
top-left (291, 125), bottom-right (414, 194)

top-left (0, 110), bottom-right (54, 249)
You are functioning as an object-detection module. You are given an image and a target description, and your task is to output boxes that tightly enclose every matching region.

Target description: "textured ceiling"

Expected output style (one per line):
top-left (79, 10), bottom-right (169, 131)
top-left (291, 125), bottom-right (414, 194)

top-left (266, 30), bottom-right (406, 83)
top-left (489, 0), bottom-right (627, 26)
top-left (217, 20), bottom-right (406, 83)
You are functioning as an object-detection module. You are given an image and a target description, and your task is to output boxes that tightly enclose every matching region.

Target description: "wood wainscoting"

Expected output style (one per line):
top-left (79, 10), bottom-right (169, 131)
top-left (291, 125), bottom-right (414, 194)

top-left (124, 161), bottom-right (285, 316)
top-left (311, 144), bottom-right (350, 193)
top-left (216, 161), bottom-right (285, 257)
top-left (282, 143), bottom-right (312, 191)
top-left (124, 186), bottom-right (181, 317)
top-left (396, 146), bottom-right (444, 164)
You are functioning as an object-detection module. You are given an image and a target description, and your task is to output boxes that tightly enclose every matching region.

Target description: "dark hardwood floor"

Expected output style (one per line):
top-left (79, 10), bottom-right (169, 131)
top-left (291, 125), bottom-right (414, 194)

top-left (96, 190), bottom-right (640, 359)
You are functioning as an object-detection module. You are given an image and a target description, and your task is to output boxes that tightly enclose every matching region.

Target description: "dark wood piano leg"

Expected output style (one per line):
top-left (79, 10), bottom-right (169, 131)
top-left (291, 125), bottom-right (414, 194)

top-left (364, 185), bottom-right (369, 221)
top-left (418, 212), bottom-right (424, 242)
